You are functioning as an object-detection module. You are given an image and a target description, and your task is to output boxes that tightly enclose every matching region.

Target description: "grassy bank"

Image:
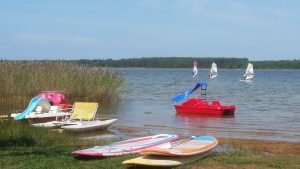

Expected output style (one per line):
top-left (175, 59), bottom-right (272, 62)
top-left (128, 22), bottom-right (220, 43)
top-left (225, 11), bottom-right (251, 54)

top-left (1, 142), bottom-right (299, 169)
top-left (0, 120), bottom-right (299, 169)
top-left (0, 61), bottom-right (123, 108)
top-left (0, 120), bottom-right (108, 148)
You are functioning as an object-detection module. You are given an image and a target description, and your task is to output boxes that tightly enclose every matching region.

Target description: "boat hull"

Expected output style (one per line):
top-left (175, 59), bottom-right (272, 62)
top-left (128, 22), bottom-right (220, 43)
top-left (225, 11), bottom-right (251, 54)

top-left (31, 113), bottom-right (71, 123)
top-left (174, 98), bottom-right (235, 116)
top-left (26, 116), bottom-right (63, 124)
top-left (11, 112), bottom-right (71, 124)
top-left (61, 119), bottom-right (117, 132)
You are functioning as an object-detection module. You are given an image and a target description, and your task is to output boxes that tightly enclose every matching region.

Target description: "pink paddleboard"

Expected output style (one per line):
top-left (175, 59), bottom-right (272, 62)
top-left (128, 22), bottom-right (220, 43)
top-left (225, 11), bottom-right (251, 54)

top-left (72, 134), bottom-right (178, 156)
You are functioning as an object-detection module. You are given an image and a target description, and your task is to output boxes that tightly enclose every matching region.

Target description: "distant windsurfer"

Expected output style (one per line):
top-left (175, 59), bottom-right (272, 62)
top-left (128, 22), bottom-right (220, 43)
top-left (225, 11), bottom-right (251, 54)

top-left (241, 73), bottom-right (246, 80)
top-left (208, 73), bottom-right (212, 79)
top-left (208, 62), bottom-right (218, 79)
top-left (192, 61), bottom-right (198, 78)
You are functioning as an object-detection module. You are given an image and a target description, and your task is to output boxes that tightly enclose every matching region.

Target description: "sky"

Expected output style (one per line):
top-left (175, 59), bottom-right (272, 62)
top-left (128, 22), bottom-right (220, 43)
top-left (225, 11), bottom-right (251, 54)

top-left (0, 0), bottom-right (299, 61)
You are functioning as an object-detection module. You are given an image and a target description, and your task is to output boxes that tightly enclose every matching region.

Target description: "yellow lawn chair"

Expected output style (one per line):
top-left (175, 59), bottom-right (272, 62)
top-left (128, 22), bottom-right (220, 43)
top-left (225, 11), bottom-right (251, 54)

top-left (61, 101), bottom-right (117, 132)
top-left (69, 102), bottom-right (98, 121)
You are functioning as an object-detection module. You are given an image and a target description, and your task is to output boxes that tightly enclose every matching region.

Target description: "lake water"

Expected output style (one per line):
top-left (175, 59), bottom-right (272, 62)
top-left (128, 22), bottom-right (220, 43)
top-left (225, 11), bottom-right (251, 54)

top-left (2, 68), bottom-right (299, 142)
top-left (101, 68), bottom-right (300, 142)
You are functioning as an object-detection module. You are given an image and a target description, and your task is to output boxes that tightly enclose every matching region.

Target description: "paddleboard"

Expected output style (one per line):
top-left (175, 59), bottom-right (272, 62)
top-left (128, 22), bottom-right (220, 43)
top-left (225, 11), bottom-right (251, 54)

top-left (72, 134), bottom-right (178, 156)
top-left (141, 136), bottom-right (218, 156)
top-left (123, 151), bottom-right (211, 167)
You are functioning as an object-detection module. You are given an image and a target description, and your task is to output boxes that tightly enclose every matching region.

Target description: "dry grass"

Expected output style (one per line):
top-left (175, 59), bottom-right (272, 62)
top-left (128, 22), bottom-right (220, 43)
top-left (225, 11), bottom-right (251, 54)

top-left (183, 138), bottom-right (300, 169)
top-left (218, 138), bottom-right (300, 155)
top-left (0, 60), bottom-right (123, 108)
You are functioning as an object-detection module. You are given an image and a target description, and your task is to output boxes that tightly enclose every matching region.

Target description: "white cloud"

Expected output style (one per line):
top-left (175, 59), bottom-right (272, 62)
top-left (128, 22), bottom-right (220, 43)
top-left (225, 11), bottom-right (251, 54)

top-left (12, 34), bottom-right (96, 45)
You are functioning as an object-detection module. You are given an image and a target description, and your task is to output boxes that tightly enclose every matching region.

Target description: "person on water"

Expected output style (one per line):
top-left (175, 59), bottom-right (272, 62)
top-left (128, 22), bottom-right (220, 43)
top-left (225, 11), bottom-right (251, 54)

top-left (192, 61), bottom-right (198, 78)
top-left (241, 72), bottom-right (247, 80)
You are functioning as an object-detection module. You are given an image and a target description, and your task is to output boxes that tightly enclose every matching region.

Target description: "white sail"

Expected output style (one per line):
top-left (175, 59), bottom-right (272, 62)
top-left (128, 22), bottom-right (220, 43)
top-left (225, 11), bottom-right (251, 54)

top-left (208, 62), bottom-right (218, 79)
top-left (242, 63), bottom-right (254, 80)
top-left (192, 61), bottom-right (198, 78)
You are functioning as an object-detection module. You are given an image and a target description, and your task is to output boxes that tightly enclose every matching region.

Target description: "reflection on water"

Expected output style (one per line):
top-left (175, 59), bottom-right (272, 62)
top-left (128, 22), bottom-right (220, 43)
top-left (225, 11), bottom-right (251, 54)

top-left (175, 114), bottom-right (235, 128)
top-left (172, 114), bottom-right (236, 137)
top-left (76, 130), bottom-right (121, 141)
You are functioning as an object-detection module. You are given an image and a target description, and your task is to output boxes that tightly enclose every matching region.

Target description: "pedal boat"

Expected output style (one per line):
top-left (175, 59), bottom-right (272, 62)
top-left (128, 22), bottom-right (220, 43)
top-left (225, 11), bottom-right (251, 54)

top-left (174, 98), bottom-right (235, 115)
top-left (172, 82), bottom-right (235, 116)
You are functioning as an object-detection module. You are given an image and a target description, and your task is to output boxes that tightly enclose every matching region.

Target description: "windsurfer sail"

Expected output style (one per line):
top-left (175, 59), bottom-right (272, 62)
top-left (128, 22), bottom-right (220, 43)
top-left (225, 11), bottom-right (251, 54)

top-left (208, 62), bottom-right (218, 79)
top-left (192, 61), bottom-right (198, 78)
top-left (241, 63), bottom-right (254, 80)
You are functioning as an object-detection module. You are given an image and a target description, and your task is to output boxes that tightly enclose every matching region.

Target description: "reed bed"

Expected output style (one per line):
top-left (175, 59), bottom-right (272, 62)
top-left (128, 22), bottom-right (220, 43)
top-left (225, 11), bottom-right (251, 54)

top-left (0, 60), bottom-right (123, 108)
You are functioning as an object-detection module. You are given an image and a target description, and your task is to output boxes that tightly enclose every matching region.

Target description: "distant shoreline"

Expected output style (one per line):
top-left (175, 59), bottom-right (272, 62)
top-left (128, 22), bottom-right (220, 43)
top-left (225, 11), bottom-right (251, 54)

top-left (111, 67), bottom-right (300, 70)
top-left (3, 57), bottom-right (299, 69)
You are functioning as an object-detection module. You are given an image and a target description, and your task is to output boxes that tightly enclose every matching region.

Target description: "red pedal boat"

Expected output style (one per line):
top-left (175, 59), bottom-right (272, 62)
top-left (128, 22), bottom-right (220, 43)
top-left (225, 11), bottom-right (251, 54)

top-left (171, 82), bottom-right (235, 116)
top-left (174, 98), bottom-right (235, 115)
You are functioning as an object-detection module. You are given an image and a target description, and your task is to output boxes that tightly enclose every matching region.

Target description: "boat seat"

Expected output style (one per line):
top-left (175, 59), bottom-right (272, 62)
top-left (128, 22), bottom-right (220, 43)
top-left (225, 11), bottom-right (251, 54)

top-left (35, 106), bottom-right (43, 114)
top-left (49, 106), bottom-right (59, 113)
top-left (69, 102), bottom-right (98, 121)
top-left (59, 104), bottom-right (73, 112)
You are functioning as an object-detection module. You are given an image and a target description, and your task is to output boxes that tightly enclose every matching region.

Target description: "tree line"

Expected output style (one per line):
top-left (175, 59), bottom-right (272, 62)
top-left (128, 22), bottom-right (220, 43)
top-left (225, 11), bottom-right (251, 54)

top-left (71, 57), bottom-right (300, 69)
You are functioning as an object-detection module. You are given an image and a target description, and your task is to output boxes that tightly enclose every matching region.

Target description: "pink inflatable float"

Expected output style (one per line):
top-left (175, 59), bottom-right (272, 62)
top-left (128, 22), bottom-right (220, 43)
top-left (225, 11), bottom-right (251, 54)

top-left (37, 91), bottom-right (65, 105)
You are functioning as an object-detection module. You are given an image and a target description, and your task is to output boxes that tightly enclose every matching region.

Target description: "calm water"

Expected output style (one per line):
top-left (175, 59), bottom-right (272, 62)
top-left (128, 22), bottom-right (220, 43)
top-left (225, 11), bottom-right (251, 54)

top-left (101, 68), bottom-right (300, 142)
top-left (2, 68), bottom-right (299, 142)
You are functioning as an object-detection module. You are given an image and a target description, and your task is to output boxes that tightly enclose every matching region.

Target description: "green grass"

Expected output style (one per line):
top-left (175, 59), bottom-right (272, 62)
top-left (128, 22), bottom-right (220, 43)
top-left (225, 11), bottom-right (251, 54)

top-left (1, 146), bottom-right (299, 169)
top-left (0, 120), bottom-right (96, 148)
top-left (0, 146), bottom-right (137, 169)
top-left (0, 61), bottom-right (123, 108)
top-left (178, 149), bottom-right (300, 169)
top-left (0, 120), bottom-right (134, 169)
top-left (1, 121), bottom-right (299, 169)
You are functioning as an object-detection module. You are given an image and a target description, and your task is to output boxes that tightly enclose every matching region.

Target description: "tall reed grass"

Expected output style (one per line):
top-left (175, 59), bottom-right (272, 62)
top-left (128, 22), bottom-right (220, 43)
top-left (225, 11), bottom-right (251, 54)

top-left (0, 61), bottom-right (123, 108)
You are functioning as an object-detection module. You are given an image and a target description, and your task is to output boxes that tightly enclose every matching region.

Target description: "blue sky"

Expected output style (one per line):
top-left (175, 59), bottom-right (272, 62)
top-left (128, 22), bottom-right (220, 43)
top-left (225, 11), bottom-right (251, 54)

top-left (0, 0), bottom-right (299, 60)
